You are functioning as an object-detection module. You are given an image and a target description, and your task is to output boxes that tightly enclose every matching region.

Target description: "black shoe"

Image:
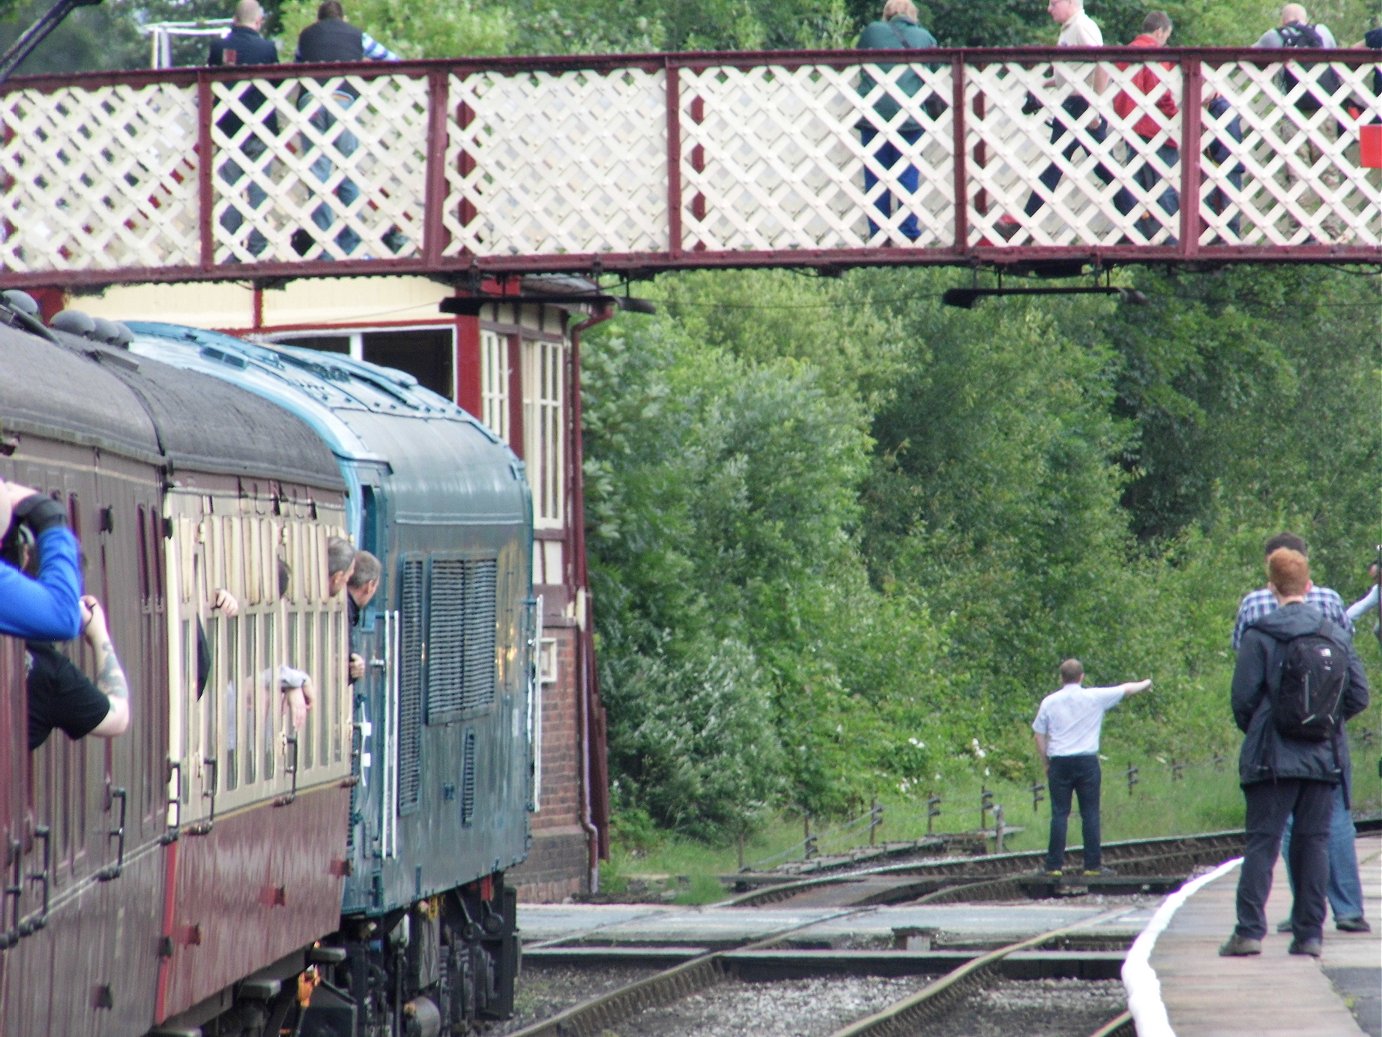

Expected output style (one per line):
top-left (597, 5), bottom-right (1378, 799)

top-left (1219, 933), bottom-right (1262, 957)
top-left (1276, 918), bottom-right (1293, 933)
top-left (1288, 938), bottom-right (1322, 957)
top-left (1336, 917), bottom-right (1371, 933)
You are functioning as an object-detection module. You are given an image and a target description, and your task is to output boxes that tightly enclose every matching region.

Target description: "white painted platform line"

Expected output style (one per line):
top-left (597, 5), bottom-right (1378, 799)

top-left (1122, 857), bottom-right (1244, 1037)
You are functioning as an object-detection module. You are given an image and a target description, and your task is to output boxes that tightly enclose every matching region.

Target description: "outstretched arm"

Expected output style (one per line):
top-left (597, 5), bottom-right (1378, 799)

top-left (1119, 678), bottom-right (1152, 697)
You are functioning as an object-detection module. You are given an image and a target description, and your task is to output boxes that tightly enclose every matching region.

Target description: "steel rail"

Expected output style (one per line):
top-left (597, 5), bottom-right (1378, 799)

top-left (826, 907), bottom-right (1129, 1037)
top-left (501, 905), bottom-right (884, 1037)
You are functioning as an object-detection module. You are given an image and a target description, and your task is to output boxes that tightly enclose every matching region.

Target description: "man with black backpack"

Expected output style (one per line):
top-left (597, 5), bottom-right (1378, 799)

top-left (1253, 4), bottom-right (1343, 167)
top-left (1232, 532), bottom-right (1370, 938)
top-left (1220, 547), bottom-right (1369, 959)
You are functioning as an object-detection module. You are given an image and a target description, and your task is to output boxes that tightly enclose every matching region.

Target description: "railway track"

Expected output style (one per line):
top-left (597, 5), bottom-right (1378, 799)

top-left (496, 832), bottom-right (1249, 1037)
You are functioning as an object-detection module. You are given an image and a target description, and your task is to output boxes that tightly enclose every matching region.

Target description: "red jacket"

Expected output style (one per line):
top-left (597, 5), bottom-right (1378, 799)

top-left (1114, 35), bottom-right (1178, 145)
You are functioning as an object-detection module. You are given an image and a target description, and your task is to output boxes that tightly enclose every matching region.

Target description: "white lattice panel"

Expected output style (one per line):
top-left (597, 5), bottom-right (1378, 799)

top-left (444, 68), bottom-right (669, 257)
top-left (679, 63), bottom-right (954, 250)
top-left (212, 74), bottom-right (430, 262)
top-left (1196, 62), bottom-right (1382, 247)
top-left (1, 82), bottom-right (201, 271)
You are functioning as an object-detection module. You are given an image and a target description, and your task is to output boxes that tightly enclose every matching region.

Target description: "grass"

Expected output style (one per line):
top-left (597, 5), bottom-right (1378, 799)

top-left (601, 733), bottom-right (1382, 905)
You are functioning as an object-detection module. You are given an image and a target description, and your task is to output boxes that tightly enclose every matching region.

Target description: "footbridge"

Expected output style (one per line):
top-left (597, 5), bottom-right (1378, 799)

top-left (1, 45), bottom-right (1379, 289)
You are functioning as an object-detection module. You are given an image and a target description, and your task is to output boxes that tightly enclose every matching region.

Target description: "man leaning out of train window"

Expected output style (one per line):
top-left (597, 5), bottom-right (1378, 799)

top-left (0, 478), bottom-right (83, 641)
top-left (2, 522), bottom-right (130, 749)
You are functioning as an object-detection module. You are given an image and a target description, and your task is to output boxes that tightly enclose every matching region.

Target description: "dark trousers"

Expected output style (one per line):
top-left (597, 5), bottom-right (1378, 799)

top-left (1234, 778), bottom-right (1333, 942)
top-left (1025, 96), bottom-right (1132, 219)
top-left (1046, 754), bottom-right (1102, 871)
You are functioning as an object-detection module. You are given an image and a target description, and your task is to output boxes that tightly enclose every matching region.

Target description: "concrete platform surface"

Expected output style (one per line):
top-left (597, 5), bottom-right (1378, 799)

top-left (1127, 831), bottom-right (1381, 1037)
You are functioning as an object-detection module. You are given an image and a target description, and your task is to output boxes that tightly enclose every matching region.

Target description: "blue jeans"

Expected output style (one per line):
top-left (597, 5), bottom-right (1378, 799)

top-left (218, 135), bottom-right (269, 256)
top-left (861, 126), bottom-right (922, 241)
top-left (1045, 754), bottom-right (1102, 871)
top-left (1205, 165), bottom-right (1243, 238)
top-left (301, 90), bottom-right (361, 255)
top-left (1281, 783), bottom-right (1366, 923)
top-left (1127, 141), bottom-right (1180, 241)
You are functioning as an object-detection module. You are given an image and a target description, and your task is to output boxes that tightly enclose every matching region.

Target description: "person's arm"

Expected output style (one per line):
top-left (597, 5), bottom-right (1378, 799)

top-left (1229, 636), bottom-right (1266, 732)
top-left (279, 666), bottom-right (314, 730)
top-left (1118, 678), bottom-right (1153, 698)
top-left (361, 32), bottom-right (400, 61)
top-left (1347, 584), bottom-right (1379, 622)
top-left (0, 484), bottom-right (82, 640)
top-left (81, 597), bottom-right (130, 738)
top-left (1034, 731), bottom-right (1049, 774)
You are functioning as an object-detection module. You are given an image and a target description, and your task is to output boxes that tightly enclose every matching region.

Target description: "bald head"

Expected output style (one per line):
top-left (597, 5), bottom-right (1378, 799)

top-left (882, 0), bottom-right (917, 19)
top-left (1281, 4), bottom-right (1308, 25)
top-left (233, 0), bottom-right (264, 27)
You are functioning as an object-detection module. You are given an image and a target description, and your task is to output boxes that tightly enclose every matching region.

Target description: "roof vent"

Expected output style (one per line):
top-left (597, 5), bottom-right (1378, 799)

top-left (51, 309), bottom-right (96, 337)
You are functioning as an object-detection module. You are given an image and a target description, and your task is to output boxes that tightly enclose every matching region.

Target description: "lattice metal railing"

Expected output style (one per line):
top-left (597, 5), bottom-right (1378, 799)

top-left (0, 46), bottom-right (1378, 284)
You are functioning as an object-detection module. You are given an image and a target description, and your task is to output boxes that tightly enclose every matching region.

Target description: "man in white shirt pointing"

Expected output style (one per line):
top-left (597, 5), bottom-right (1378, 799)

top-left (1033, 659), bottom-right (1152, 876)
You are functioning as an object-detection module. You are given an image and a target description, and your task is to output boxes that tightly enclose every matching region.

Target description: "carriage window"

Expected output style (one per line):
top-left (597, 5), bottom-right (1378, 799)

top-left (224, 619), bottom-right (240, 790)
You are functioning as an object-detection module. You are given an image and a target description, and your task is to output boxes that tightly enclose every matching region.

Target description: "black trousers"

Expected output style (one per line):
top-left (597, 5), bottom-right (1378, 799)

top-left (1233, 778), bottom-right (1333, 941)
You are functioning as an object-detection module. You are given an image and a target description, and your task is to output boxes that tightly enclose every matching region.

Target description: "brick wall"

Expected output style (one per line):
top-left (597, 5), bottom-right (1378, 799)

top-left (510, 620), bottom-right (592, 901)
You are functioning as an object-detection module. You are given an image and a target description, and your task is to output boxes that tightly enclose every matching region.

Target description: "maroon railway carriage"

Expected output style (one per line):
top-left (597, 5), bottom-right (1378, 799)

top-left (0, 315), bottom-right (349, 1034)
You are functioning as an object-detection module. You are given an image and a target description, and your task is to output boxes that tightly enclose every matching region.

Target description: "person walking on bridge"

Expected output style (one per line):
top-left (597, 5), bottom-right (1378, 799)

top-left (1032, 660), bottom-right (1152, 876)
top-left (1000, 0), bottom-right (1130, 237)
top-left (209, 0), bottom-right (279, 258)
top-left (294, 0), bottom-right (399, 256)
top-left (856, 0), bottom-right (939, 243)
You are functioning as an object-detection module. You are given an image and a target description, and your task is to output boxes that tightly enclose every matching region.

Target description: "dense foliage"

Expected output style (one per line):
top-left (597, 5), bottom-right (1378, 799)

top-left (584, 264), bottom-right (1380, 835)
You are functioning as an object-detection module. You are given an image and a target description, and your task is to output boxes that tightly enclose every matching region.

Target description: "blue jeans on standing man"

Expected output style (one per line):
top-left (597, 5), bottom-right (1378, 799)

top-left (218, 135), bottom-right (270, 257)
top-left (301, 88), bottom-right (361, 255)
top-left (861, 126), bottom-right (923, 241)
top-left (1280, 782), bottom-right (1367, 925)
top-left (1045, 753), bottom-right (1103, 872)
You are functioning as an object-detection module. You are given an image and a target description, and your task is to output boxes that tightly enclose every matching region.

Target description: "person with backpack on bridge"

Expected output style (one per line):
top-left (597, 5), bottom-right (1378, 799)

top-left (1253, 4), bottom-right (1343, 167)
top-left (294, 0), bottom-right (400, 257)
top-left (1220, 547), bottom-right (1369, 959)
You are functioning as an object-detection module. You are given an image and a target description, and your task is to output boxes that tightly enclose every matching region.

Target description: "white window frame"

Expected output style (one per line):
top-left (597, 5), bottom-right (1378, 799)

top-left (521, 337), bottom-right (565, 530)
top-left (480, 328), bottom-right (510, 441)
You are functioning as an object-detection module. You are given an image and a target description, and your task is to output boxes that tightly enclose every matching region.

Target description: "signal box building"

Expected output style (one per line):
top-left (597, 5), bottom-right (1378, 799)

top-left (69, 275), bottom-right (611, 903)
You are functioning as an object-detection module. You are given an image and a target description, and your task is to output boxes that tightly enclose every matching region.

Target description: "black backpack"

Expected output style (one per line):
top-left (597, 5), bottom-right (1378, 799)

top-left (1277, 22), bottom-right (1342, 113)
top-left (1271, 630), bottom-right (1347, 741)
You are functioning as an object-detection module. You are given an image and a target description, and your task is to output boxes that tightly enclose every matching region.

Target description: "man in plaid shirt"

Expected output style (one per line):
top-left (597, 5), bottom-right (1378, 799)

top-left (1232, 531), bottom-right (1370, 936)
top-left (1232, 532), bottom-right (1351, 651)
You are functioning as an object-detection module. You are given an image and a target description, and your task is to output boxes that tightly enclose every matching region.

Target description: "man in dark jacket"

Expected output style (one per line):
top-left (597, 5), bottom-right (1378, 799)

top-left (1220, 547), bottom-right (1369, 959)
top-left (294, 0), bottom-right (399, 256)
top-left (856, 0), bottom-right (938, 242)
top-left (209, 0), bottom-right (279, 257)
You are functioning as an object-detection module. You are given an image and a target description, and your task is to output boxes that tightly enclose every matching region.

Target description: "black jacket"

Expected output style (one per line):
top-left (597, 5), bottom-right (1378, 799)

top-left (1231, 602), bottom-right (1369, 800)
top-left (208, 25), bottom-right (280, 137)
top-left (296, 17), bottom-right (365, 63)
